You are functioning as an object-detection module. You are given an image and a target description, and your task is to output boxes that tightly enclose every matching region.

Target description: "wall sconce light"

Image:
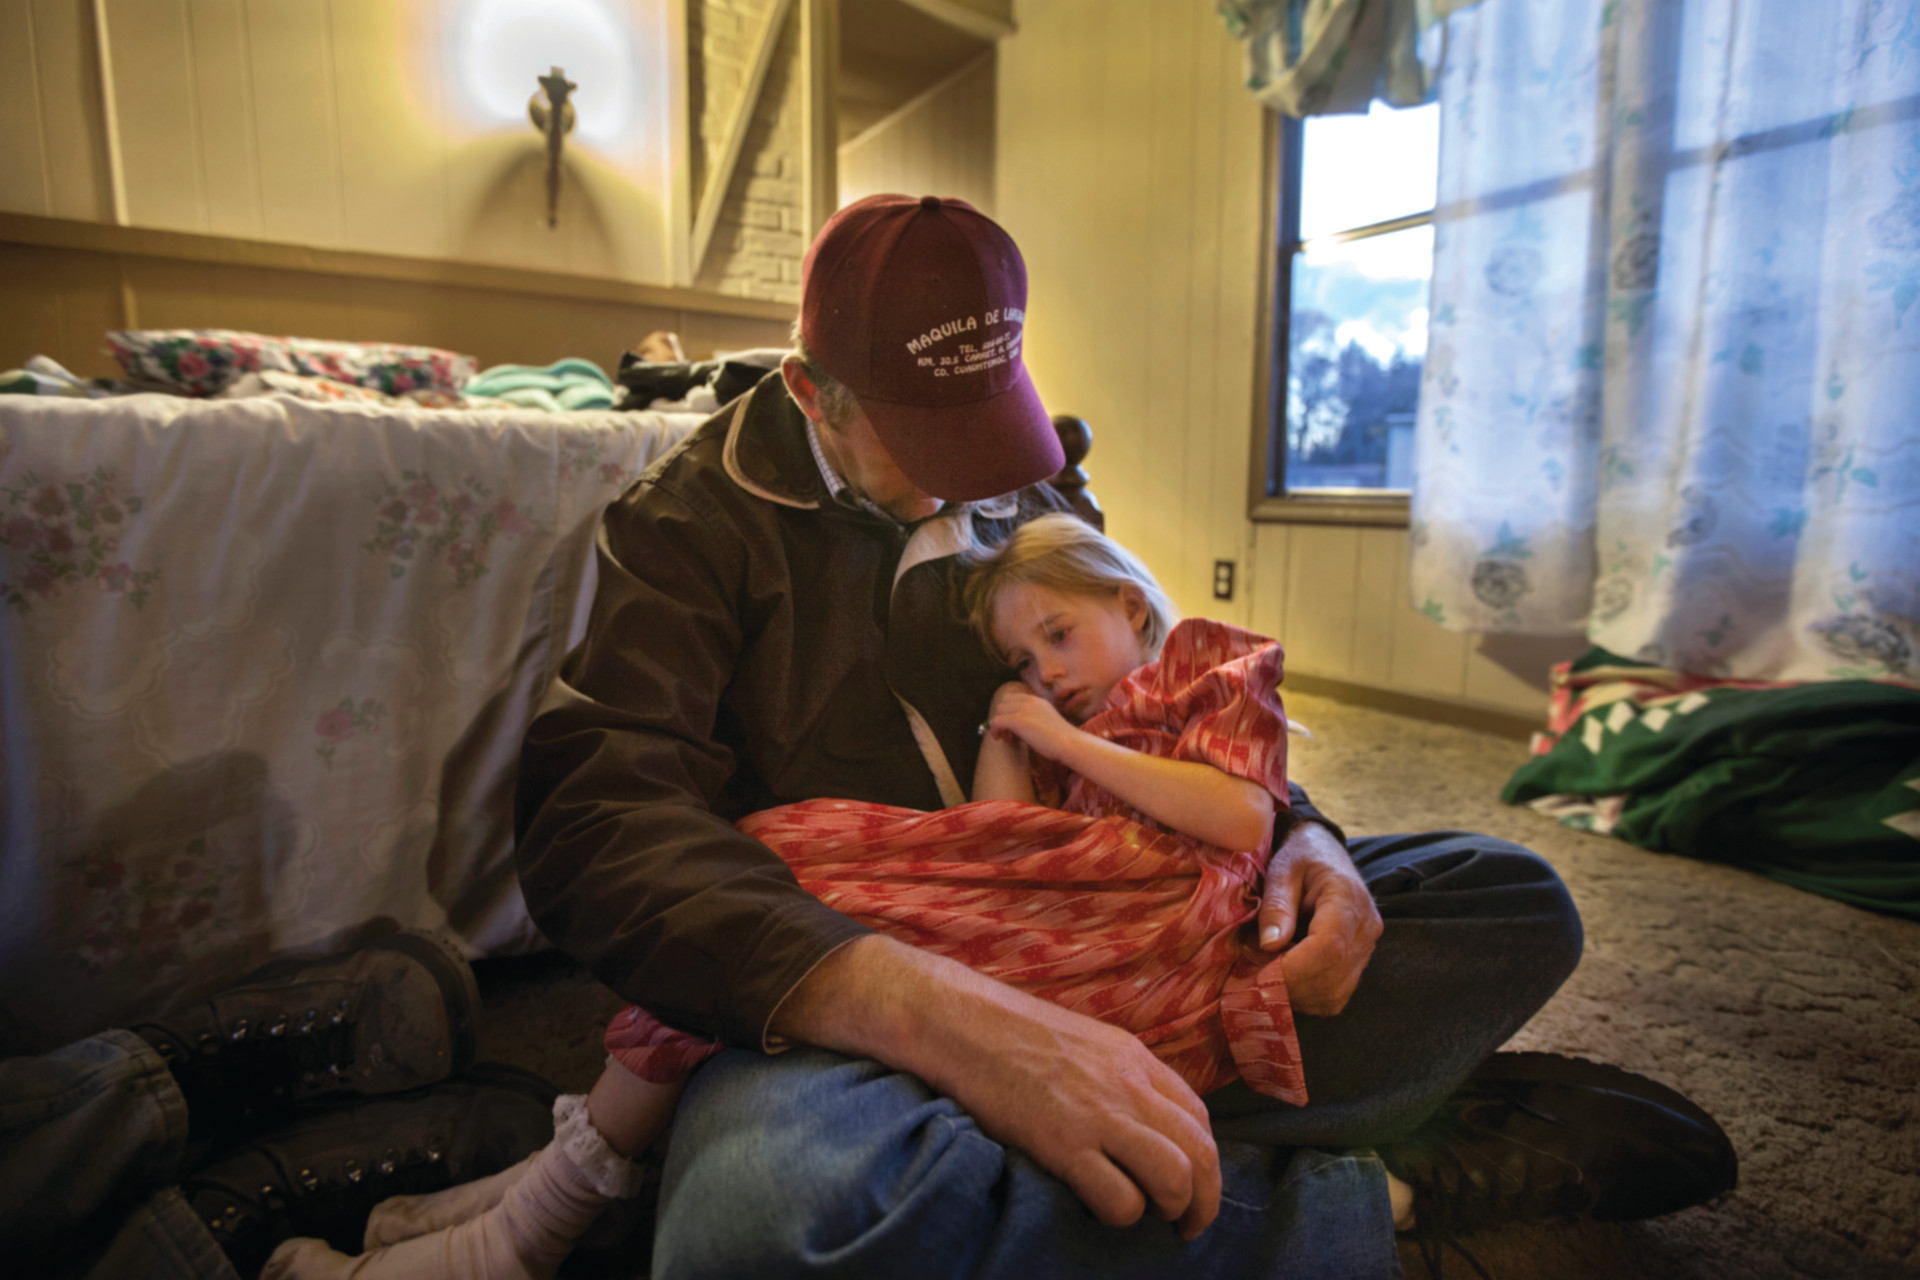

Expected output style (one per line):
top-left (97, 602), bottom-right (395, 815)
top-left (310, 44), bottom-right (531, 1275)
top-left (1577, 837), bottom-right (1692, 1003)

top-left (528, 66), bottom-right (577, 229)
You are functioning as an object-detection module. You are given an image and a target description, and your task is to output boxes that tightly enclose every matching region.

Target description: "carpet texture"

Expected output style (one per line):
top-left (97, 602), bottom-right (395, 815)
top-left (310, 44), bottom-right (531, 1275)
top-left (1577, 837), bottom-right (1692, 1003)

top-left (473, 689), bottom-right (1920, 1278)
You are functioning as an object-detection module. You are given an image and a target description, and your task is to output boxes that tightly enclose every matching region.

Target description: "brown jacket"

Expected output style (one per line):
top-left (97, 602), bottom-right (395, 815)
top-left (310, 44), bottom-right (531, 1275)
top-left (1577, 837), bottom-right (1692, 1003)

top-left (514, 374), bottom-right (1343, 1047)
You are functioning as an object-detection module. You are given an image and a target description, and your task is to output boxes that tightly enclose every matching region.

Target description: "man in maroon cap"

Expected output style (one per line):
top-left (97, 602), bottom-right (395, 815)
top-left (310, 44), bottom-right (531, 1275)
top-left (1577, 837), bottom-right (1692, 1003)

top-left (514, 195), bottom-right (1733, 1277)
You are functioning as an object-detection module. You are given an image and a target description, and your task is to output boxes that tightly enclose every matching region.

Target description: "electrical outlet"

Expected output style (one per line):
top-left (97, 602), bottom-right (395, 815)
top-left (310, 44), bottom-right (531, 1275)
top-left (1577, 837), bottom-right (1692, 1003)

top-left (1212, 559), bottom-right (1235, 601)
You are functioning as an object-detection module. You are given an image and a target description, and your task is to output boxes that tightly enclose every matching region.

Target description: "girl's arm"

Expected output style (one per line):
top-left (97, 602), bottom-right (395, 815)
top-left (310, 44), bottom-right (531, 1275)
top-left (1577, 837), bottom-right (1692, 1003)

top-left (971, 682), bottom-right (1039, 803)
top-left (986, 687), bottom-right (1275, 851)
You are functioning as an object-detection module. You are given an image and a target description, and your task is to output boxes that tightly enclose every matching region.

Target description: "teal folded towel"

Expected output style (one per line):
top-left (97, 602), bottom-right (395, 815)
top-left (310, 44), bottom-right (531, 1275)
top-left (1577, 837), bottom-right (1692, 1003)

top-left (466, 358), bottom-right (613, 410)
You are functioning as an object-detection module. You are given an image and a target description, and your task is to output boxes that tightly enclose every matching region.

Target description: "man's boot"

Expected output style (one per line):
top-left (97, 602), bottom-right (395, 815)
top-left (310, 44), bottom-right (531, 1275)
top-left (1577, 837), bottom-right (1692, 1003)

top-left (132, 928), bottom-right (482, 1141)
top-left (182, 1062), bottom-right (558, 1278)
top-left (1378, 1052), bottom-right (1738, 1275)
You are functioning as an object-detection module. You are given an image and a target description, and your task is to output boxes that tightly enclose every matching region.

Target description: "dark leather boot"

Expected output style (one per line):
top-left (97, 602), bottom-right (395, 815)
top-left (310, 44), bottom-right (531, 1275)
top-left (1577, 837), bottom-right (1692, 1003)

top-left (1379, 1052), bottom-right (1738, 1276)
top-left (133, 928), bottom-right (482, 1140)
top-left (183, 1062), bottom-right (558, 1277)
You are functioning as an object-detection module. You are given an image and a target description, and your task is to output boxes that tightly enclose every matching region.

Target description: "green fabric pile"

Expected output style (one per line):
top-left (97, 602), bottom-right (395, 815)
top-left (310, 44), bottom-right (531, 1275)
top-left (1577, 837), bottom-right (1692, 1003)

top-left (1504, 653), bottom-right (1920, 917)
top-left (464, 358), bottom-right (614, 412)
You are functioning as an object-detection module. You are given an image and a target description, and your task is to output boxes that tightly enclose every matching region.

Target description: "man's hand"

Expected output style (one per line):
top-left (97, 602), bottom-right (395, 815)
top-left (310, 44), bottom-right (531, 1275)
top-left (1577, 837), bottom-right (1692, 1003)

top-left (771, 935), bottom-right (1223, 1240)
top-left (1257, 819), bottom-right (1382, 1016)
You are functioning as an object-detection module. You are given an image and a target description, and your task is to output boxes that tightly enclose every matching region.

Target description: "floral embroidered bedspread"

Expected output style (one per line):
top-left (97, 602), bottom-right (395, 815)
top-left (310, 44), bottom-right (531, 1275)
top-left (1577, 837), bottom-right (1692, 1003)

top-left (0, 394), bottom-right (703, 1055)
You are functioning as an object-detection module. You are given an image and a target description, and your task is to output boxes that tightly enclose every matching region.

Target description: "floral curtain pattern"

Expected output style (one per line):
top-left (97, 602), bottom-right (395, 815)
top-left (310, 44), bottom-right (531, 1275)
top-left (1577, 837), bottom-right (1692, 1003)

top-left (1410, 0), bottom-right (1920, 685)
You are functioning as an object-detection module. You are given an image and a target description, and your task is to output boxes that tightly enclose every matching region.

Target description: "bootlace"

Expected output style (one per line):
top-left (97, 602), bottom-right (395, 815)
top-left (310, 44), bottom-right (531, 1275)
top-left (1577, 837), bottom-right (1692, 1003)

top-left (233, 998), bottom-right (354, 1067)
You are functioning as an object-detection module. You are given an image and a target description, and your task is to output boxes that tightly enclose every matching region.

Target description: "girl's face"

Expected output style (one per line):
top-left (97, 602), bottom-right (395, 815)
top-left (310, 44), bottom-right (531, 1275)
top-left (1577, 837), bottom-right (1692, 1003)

top-left (990, 581), bottom-right (1150, 723)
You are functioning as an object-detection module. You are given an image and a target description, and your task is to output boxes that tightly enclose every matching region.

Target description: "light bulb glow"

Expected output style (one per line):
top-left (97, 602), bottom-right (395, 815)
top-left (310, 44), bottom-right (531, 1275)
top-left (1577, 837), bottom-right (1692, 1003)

top-left (451, 0), bottom-right (637, 143)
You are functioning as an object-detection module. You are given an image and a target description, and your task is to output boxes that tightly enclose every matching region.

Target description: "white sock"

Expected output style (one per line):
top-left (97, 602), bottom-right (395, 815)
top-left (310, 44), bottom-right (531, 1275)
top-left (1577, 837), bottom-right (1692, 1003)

top-left (263, 1095), bottom-right (640, 1280)
top-left (364, 1155), bottom-right (536, 1247)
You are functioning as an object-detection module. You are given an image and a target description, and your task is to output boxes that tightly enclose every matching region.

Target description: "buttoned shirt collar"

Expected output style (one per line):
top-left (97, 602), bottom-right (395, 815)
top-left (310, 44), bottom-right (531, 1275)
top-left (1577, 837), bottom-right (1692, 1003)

top-left (804, 416), bottom-right (928, 526)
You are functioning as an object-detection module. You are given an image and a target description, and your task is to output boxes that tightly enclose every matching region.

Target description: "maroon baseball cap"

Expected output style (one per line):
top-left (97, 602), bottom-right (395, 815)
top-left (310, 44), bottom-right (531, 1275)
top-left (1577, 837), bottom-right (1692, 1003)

top-left (800, 194), bottom-right (1064, 501)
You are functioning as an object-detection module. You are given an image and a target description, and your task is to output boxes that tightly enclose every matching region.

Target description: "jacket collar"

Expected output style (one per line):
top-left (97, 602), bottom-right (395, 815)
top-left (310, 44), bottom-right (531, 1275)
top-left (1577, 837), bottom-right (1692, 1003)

top-left (722, 374), bottom-right (828, 510)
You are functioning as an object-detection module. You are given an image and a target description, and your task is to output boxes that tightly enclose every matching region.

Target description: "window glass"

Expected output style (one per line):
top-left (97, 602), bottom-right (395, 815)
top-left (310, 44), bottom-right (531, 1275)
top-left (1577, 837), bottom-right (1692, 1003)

top-left (1284, 225), bottom-right (1432, 491)
top-left (1297, 101), bottom-right (1440, 240)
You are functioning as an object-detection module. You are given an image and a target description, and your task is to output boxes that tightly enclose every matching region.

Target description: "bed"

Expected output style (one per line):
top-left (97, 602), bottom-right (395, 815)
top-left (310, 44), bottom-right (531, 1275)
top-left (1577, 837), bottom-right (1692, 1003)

top-left (0, 389), bottom-right (705, 1055)
top-left (0, 358), bottom-right (1103, 1058)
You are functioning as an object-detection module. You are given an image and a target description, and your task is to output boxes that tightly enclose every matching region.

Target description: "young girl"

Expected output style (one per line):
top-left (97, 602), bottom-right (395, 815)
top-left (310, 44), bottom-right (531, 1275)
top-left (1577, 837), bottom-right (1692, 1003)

top-left (268, 514), bottom-right (1304, 1280)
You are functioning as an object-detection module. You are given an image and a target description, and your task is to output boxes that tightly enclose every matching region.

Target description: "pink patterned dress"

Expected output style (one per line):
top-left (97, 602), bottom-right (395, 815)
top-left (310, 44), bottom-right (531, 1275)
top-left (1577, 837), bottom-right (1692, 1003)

top-left (604, 617), bottom-right (1307, 1106)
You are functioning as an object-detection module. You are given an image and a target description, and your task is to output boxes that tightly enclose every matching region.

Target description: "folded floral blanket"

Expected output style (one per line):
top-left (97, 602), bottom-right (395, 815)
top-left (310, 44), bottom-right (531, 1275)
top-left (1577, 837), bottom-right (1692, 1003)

top-left (108, 329), bottom-right (477, 399)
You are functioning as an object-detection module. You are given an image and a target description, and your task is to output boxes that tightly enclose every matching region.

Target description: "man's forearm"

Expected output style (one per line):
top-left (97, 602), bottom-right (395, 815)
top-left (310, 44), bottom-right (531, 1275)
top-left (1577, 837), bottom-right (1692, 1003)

top-left (765, 933), bottom-right (1228, 1238)
top-left (767, 934), bottom-right (964, 1073)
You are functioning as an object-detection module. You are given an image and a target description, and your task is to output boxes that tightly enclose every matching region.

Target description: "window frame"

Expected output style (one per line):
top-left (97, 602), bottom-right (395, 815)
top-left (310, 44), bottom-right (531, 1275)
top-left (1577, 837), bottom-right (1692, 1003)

top-left (1247, 110), bottom-right (1433, 527)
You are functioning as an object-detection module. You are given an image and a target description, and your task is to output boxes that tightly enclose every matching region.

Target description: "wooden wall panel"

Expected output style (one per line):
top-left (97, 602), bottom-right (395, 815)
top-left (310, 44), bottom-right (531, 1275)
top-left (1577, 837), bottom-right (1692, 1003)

top-left (328, 0), bottom-right (448, 261)
top-left (0, 236), bottom-right (793, 382)
top-left (184, 0), bottom-right (264, 240)
top-left (121, 256), bottom-right (276, 338)
top-left (8, 0), bottom-right (676, 283)
top-left (0, 241), bottom-right (67, 369)
top-left (1350, 527), bottom-right (1400, 686)
top-left (1248, 522), bottom-right (1290, 647)
top-left (998, 0), bottom-right (1265, 622)
top-left (838, 53), bottom-right (993, 216)
top-left (1136, 0), bottom-right (1196, 611)
top-left (243, 0), bottom-right (346, 247)
top-left (1282, 524), bottom-right (1360, 679)
top-left (30, 0), bottom-right (114, 222)
top-left (0, 1), bottom-right (50, 217)
top-left (104, 0), bottom-right (205, 233)
top-left (0, 242), bottom-right (125, 378)
top-left (1206, 20), bottom-right (1266, 631)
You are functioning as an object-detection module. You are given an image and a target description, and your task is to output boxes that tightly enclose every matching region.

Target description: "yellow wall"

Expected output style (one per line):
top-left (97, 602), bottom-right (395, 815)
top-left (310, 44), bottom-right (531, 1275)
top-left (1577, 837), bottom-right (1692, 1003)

top-left (995, 0), bottom-right (1578, 722)
top-left (0, 0), bottom-right (678, 282)
top-left (839, 50), bottom-right (994, 214)
top-left (0, 0), bottom-right (822, 371)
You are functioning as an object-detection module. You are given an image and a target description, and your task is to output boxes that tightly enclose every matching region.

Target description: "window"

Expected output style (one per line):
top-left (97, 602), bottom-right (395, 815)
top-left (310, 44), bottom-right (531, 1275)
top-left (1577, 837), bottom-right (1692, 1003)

top-left (1251, 101), bottom-right (1439, 523)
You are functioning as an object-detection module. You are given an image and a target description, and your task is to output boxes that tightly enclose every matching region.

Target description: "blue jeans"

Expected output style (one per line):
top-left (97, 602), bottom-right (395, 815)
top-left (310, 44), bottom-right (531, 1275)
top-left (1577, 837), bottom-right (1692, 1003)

top-left (0, 1029), bottom-right (239, 1280)
top-left (654, 831), bottom-right (1582, 1280)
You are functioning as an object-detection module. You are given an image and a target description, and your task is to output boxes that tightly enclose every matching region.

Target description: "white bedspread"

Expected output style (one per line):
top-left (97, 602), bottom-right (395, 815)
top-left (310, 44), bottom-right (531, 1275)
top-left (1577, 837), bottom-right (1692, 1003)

top-left (0, 394), bottom-right (702, 1054)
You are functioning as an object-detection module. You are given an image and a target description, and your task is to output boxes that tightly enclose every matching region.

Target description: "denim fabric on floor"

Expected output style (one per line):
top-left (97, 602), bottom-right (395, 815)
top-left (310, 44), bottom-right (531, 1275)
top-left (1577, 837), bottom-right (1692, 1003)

top-left (0, 1028), bottom-right (239, 1279)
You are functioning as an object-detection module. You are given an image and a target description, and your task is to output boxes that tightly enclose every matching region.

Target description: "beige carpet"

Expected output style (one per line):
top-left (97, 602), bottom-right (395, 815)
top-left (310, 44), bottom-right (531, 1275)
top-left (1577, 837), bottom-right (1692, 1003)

top-left (475, 689), bottom-right (1920, 1279)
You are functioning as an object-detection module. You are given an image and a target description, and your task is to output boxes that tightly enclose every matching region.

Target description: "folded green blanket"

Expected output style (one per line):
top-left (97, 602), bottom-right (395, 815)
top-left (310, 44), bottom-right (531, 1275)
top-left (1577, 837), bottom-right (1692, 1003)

top-left (465, 359), bottom-right (614, 411)
top-left (1505, 665), bottom-right (1920, 917)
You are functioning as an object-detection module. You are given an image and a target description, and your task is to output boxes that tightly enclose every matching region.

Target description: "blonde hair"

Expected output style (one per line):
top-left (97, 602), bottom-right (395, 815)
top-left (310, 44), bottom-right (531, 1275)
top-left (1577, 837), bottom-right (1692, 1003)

top-left (962, 514), bottom-right (1178, 664)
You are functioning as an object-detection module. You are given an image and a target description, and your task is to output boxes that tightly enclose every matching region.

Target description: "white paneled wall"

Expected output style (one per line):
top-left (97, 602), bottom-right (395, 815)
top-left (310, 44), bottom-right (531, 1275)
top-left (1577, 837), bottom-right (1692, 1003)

top-left (996, 0), bottom-right (1579, 722)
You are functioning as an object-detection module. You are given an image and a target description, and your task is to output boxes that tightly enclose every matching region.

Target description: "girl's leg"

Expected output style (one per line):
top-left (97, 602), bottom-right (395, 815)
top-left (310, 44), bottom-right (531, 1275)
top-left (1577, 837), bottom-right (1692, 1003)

top-left (362, 1000), bottom-right (719, 1248)
top-left (265, 1063), bottom-right (686, 1280)
top-left (363, 1056), bottom-right (687, 1246)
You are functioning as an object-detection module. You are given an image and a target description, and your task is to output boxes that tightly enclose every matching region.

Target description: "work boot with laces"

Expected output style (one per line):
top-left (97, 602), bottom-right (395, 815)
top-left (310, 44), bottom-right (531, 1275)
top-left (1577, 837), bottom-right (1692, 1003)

top-left (1378, 1052), bottom-right (1737, 1277)
top-left (133, 928), bottom-right (482, 1140)
top-left (183, 1062), bottom-right (558, 1278)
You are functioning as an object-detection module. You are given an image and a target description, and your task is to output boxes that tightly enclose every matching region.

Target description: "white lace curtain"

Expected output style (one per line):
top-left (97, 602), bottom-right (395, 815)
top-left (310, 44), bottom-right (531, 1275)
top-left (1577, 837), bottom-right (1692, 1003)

top-left (1408, 0), bottom-right (1920, 684)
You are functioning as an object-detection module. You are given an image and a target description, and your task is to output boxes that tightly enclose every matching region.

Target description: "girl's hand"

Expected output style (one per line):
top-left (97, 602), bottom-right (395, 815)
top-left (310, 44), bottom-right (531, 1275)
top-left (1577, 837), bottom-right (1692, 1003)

top-left (987, 684), bottom-right (1083, 760)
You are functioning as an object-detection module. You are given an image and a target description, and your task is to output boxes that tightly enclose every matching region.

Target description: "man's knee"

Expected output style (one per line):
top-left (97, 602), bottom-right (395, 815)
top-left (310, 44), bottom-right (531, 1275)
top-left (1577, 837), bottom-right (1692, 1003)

top-left (1357, 830), bottom-right (1584, 984)
top-left (1465, 835), bottom-right (1584, 986)
top-left (655, 1049), bottom-right (1003, 1279)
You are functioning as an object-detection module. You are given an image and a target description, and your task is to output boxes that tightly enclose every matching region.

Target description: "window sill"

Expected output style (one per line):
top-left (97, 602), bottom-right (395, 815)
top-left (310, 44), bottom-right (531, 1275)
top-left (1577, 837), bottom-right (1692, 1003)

top-left (1248, 489), bottom-right (1410, 527)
